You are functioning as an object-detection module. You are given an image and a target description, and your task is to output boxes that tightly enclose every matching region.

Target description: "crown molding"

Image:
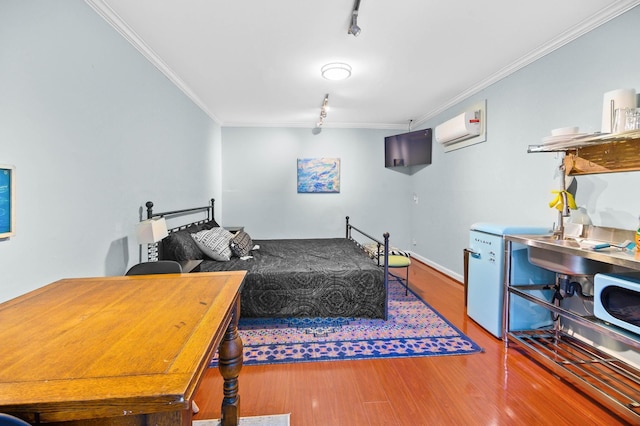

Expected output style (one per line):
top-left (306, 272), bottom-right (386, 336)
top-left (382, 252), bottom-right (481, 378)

top-left (84, 0), bottom-right (222, 125)
top-left (222, 121), bottom-right (405, 130)
top-left (412, 0), bottom-right (640, 127)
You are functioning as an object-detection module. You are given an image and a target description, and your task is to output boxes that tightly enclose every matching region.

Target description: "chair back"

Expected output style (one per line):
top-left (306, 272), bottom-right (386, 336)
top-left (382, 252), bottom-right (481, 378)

top-left (125, 260), bottom-right (182, 276)
top-left (0, 413), bottom-right (31, 426)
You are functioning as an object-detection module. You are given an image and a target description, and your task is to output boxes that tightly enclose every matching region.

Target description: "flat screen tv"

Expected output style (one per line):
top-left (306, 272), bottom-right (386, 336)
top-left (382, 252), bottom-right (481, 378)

top-left (384, 128), bottom-right (432, 168)
top-left (0, 164), bottom-right (15, 238)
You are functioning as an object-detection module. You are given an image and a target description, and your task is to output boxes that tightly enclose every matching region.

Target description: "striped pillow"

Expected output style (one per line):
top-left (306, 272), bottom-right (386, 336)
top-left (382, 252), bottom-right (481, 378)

top-left (191, 228), bottom-right (234, 261)
top-left (362, 243), bottom-right (409, 259)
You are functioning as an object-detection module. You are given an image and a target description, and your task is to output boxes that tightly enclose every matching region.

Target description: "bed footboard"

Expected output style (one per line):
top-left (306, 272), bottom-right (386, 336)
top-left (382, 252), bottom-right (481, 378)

top-left (345, 216), bottom-right (389, 320)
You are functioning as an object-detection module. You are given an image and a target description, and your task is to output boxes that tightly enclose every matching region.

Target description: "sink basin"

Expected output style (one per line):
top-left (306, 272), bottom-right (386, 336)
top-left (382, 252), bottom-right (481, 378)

top-left (526, 237), bottom-right (614, 276)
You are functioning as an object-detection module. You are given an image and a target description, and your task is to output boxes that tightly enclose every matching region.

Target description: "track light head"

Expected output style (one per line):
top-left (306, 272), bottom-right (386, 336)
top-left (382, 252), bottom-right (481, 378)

top-left (348, 0), bottom-right (362, 36)
top-left (348, 21), bottom-right (361, 37)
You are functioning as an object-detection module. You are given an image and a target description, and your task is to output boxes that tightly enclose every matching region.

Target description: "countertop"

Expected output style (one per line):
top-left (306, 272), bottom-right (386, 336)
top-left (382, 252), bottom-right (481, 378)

top-left (507, 234), bottom-right (640, 272)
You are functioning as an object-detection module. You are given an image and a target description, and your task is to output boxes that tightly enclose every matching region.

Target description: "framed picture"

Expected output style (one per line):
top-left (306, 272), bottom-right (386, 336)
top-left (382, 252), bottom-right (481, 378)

top-left (297, 158), bottom-right (340, 193)
top-left (0, 164), bottom-right (15, 238)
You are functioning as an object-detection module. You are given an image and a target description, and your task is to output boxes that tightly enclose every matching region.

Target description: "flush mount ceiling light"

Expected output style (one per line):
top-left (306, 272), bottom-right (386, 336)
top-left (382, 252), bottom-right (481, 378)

top-left (348, 0), bottom-right (362, 36)
top-left (321, 63), bottom-right (352, 81)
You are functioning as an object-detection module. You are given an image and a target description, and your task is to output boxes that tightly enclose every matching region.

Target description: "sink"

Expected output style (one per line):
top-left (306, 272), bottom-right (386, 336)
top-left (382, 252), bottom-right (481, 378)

top-left (526, 236), bottom-right (614, 276)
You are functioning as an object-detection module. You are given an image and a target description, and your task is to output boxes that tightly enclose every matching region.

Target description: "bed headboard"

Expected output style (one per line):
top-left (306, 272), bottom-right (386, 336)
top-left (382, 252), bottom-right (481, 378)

top-left (141, 198), bottom-right (217, 261)
top-left (145, 198), bottom-right (215, 223)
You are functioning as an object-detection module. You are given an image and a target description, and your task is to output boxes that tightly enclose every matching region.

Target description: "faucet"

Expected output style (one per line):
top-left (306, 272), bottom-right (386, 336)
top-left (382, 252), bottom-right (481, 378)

top-left (553, 163), bottom-right (571, 240)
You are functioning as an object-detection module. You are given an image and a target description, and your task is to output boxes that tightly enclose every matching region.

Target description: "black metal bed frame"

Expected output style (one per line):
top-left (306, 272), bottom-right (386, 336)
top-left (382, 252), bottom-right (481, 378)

top-left (145, 198), bottom-right (215, 222)
top-left (345, 216), bottom-right (390, 271)
top-left (142, 198), bottom-right (215, 261)
top-left (346, 216), bottom-right (390, 317)
top-left (139, 199), bottom-right (391, 319)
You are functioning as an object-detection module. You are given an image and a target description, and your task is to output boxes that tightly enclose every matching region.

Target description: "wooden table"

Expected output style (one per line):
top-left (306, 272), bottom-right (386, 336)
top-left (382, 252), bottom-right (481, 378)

top-left (0, 271), bottom-right (246, 425)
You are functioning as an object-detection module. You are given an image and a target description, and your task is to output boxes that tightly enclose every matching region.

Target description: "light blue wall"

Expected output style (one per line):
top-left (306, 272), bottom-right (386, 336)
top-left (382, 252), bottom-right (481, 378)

top-left (220, 127), bottom-right (410, 246)
top-left (411, 6), bottom-right (640, 279)
top-left (0, 1), bottom-right (221, 302)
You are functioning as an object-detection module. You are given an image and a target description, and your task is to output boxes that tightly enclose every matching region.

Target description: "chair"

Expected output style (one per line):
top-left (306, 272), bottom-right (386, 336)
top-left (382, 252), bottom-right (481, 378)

top-left (0, 414), bottom-right (31, 426)
top-left (387, 254), bottom-right (411, 295)
top-left (125, 260), bottom-right (182, 276)
top-left (123, 259), bottom-right (198, 412)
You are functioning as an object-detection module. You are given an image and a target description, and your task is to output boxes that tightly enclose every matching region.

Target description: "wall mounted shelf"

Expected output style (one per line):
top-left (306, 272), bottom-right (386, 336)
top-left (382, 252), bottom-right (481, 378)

top-left (528, 129), bottom-right (640, 175)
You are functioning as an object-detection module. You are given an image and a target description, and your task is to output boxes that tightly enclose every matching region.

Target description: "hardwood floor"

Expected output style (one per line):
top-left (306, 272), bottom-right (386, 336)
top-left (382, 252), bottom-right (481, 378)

top-left (193, 260), bottom-right (631, 425)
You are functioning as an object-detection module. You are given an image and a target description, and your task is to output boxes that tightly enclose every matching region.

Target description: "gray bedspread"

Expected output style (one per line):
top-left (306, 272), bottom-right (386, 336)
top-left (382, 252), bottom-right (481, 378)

top-left (198, 238), bottom-right (386, 319)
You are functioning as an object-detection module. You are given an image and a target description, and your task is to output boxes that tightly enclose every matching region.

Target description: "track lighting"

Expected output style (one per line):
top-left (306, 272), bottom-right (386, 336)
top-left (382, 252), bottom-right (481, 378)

top-left (316, 94), bottom-right (329, 128)
top-left (348, 0), bottom-right (362, 37)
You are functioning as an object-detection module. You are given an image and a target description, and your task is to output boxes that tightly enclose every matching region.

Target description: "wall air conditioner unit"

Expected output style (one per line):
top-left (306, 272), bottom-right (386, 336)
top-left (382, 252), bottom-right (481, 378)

top-left (435, 100), bottom-right (486, 152)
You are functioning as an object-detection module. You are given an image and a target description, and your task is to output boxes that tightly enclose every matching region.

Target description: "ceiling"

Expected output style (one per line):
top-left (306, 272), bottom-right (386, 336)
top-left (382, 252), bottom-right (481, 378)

top-left (86, 0), bottom-right (639, 129)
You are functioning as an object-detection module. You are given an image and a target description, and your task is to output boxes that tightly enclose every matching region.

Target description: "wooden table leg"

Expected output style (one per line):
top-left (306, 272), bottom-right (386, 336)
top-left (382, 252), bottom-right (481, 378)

top-left (218, 297), bottom-right (243, 426)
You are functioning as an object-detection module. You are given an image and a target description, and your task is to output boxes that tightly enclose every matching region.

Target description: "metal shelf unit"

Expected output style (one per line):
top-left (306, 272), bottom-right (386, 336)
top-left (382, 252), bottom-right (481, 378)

top-left (503, 240), bottom-right (640, 424)
top-left (509, 329), bottom-right (640, 419)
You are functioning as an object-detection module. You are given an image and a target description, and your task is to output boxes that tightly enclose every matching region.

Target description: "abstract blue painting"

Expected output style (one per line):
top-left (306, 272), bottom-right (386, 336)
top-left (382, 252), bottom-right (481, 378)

top-left (0, 165), bottom-right (14, 238)
top-left (297, 158), bottom-right (340, 193)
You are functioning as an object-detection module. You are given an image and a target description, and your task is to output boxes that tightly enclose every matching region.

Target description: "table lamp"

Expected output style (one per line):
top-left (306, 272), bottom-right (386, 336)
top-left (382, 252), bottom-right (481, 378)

top-left (136, 217), bottom-right (168, 261)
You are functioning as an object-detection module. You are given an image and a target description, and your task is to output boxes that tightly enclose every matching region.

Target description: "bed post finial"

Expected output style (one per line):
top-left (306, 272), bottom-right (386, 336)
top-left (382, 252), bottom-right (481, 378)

top-left (383, 232), bottom-right (390, 254)
top-left (145, 201), bottom-right (154, 219)
top-left (345, 216), bottom-right (350, 238)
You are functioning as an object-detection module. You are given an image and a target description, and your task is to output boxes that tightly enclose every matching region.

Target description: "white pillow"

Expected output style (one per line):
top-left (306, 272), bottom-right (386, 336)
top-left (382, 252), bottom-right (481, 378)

top-left (191, 228), bottom-right (234, 261)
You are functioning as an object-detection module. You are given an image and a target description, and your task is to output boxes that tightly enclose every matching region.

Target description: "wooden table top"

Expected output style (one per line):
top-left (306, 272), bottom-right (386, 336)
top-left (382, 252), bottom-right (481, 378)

top-left (0, 271), bottom-right (246, 423)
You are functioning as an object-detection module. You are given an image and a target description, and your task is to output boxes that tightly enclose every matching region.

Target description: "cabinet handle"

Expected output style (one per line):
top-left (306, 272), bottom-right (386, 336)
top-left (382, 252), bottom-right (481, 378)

top-left (465, 248), bottom-right (480, 259)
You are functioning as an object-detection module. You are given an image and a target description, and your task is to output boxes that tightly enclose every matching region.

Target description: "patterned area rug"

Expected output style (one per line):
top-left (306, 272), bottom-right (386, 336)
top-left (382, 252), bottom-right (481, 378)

top-left (211, 276), bottom-right (482, 367)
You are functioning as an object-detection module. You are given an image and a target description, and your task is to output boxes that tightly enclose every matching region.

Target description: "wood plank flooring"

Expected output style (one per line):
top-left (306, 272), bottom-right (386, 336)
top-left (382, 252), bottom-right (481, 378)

top-left (193, 260), bottom-right (632, 425)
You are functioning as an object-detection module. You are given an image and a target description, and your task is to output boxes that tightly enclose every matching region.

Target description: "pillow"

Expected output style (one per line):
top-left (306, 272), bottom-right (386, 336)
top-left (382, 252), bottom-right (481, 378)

top-left (202, 219), bottom-right (221, 230)
top-left (230, 231), bottom-right (253, 257)
top-left (191, 228), bottom-right (234, 261)
top-left (362, 243), bottom-right (381, 259)
top-left (362, 242), bottom-right (408, 259)
top-left (161, 230), bottom-right (204, 261)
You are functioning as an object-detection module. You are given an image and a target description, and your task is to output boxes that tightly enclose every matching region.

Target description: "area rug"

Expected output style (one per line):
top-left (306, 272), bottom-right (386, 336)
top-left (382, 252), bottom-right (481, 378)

top-left (210, 276), bottom-right (482, 367)
top-left (193, 413), bottom-right (290, 426)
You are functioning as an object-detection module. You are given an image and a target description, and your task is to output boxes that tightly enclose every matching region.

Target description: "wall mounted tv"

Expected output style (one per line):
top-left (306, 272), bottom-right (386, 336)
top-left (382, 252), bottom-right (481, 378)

top-left (384, 128), bottom-right (432, 168)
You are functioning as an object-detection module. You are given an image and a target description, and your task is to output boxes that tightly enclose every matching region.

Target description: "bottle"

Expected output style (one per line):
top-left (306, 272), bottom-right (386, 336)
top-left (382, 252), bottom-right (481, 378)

top-left (636, 216), bottom-right (640, 251)
top-left (570, 207), bottom-right (592, 225)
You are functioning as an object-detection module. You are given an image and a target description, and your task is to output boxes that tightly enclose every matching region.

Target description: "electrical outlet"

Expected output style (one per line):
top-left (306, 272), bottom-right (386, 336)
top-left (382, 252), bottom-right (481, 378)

top-left (412, 239), bottom-right (417, 246)
top-left (413, 193), bottom-right (419, 204)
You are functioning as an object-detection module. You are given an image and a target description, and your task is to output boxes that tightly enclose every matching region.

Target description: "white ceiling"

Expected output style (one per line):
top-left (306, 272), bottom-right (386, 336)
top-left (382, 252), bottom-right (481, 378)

top-left (87, 0), bottom-right (639, 129)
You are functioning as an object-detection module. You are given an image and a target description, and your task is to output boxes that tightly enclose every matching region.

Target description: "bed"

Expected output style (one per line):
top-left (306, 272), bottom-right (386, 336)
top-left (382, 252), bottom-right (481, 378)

top-left (141, 199), bottom-right (392, 320)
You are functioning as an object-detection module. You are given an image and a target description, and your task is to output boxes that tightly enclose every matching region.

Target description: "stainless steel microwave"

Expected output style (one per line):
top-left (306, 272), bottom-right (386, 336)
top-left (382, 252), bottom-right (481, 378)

top-left (594, 272), bottom-right (640, 336)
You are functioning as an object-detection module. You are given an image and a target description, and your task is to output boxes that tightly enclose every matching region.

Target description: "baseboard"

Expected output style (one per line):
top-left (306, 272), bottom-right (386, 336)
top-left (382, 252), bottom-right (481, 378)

top-left (408, 252), bottom-right (463, 283)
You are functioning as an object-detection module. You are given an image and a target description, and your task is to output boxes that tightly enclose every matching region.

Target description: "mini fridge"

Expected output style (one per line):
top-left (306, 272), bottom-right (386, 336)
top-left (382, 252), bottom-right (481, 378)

top-left (467, 223), bottom-right (556, 338)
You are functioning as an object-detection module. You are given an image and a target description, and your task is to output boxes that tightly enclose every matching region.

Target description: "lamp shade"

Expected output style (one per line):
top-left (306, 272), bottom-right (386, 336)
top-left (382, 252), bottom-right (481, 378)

top-left (136, 217), bottom-right (168, 244)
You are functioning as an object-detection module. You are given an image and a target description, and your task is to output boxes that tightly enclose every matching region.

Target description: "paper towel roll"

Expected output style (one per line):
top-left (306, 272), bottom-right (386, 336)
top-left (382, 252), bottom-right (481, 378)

top-left (602, 88), bottom-right (637, 133)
